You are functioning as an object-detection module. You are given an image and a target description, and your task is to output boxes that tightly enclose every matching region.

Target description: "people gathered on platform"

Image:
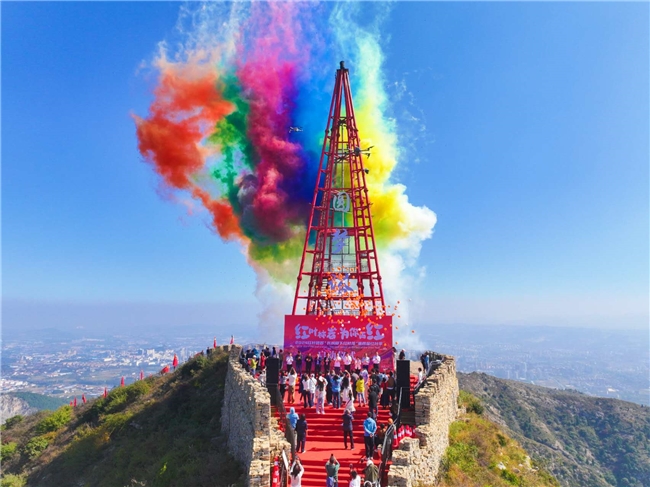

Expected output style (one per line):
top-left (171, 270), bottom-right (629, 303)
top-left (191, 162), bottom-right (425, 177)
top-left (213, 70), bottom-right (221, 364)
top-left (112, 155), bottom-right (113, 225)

top-left (236, 344), bottom-right (438, 484)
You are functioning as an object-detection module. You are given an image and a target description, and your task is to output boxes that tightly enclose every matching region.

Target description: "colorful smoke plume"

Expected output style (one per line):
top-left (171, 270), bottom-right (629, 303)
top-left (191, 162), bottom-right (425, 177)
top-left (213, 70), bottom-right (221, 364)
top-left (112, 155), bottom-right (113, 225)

top-left (135, 3), bottom-right (436, 342)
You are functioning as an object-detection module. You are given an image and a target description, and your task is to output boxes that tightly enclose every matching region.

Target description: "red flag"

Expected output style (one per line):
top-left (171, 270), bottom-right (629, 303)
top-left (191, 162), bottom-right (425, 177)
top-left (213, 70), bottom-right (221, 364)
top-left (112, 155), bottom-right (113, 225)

top-left (82, 394), bottom-right (87, 404)
top-left (73, 397), bottom-right (77, 407)
top-left (230, 335), bottom-right (234, 345)
top-left (140, 370), bottom-right (144, 381)
top-left (213, 337), bottom-right (217, 348)
top-left (120, 376), bottom-right (125, 387)
top-left (172, 354), bottom-right (178, 369)
top-left (103, 387), bottom-right (108, 398)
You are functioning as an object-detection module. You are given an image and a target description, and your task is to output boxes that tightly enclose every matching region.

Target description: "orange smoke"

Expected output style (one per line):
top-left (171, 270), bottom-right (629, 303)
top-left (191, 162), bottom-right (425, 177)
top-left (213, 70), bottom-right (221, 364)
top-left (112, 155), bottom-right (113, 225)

top-left (134, 67), bottom-right (244, 241)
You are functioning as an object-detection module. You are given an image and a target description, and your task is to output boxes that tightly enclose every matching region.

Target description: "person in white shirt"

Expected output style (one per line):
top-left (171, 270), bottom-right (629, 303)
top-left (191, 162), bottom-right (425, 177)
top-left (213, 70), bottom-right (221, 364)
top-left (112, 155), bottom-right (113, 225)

top-left (315, 376), bottom-right (326, 414)
top-left (289, 458), bottom-right (304, 487)
top-left (286, 352), bottom-right (294, 372)
top-left (308, 374), bottom-right (317, 407)
top-left (372, 352), bottom-right (381, 373)
top-left (343, 352), bottom-right (352, 373)
top-left (349, 468), bottom-right (361, 487)
top-left (362, 353), bottom-right (371, 371)
top-left (334, 354), bottom-right (342, 374)
top-left (354, 356), bottom-right (362, 373)
top-left (417, 367), bottom-right (425, 386)
top-left (287, 368), bottom-right (297, 404)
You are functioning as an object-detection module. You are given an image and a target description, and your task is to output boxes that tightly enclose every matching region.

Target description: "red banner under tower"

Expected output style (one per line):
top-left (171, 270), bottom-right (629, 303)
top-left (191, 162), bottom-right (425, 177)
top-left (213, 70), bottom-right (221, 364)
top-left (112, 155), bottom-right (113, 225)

top-left (285, 62), bottom-right (393, 367)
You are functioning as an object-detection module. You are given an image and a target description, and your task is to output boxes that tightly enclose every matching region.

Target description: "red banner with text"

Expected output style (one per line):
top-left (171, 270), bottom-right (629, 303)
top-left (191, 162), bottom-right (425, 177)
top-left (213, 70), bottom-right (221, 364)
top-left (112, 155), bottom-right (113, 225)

top-left (284, 315), bottom-right (394, 370)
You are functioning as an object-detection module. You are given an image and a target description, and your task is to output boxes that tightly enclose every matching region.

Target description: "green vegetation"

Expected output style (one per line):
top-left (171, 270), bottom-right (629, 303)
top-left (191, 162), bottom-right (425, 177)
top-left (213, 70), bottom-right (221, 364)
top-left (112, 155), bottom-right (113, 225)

top-left (1, 350), bottom-right (244, 487)
top-left (11, 392), bottom-right (67, 411)
top-left (22, 436), bottom-right (49, 459)
top-left (34, 406), bottom-right (72, 434)
top-left (1, 442), bottom-right (18, 462)
top-left (0, 474), bottom-right (26, 487)
top-left (2, 415), bottom-right (24, 430)
top-left (459, 390), bottom-right (484, 415)
top-left (459, 372), bottom-right (650, 487)
top-left (440, 391), bottom-right (559, 487)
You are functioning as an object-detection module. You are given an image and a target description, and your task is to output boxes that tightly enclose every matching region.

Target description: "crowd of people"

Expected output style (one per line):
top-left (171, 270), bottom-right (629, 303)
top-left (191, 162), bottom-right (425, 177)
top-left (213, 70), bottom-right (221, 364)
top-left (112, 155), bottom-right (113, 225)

top-left (239, 345), bottom-right (424, 487)
top-left (283, 365), bottom-right (400, 487)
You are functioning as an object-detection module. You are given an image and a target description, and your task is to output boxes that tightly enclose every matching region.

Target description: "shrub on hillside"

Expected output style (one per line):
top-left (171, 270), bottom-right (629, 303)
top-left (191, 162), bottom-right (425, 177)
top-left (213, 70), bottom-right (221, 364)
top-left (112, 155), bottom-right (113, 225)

top-left (0, 474), bottom-right (26, 487)
top-left (35, 406), bottom-right (72, 435)
top-left (180, 354), bottom-right (209, 378)
top-left (1, 442), bottom-right (18, 462)
top-left (22, 436), bottom-right (49, 459)
top-left (86, 381), bottom-right (152, 421)
top-left (459, 391), bottom-right (484, 415)
top-left (2, 416), bottom-right (23, 430)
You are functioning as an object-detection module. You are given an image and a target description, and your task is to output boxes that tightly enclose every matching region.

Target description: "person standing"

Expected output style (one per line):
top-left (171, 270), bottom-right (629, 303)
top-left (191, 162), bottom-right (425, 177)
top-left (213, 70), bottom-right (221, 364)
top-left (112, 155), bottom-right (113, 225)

top-left (342, 409), bottom-right (354, 450)
top-left (361, 353), bottom-right (370, 371)
top-left (363, 412), bottom-right (377, 459)
top-left (295, 413), bottom-right (308, 453)
top-left (354, 356), bottom-right (362, 374)
top-left (308, 374), bottom-right (317, 408)
top-left (315, 376), bottom-right (326, 414)
top-left (290, 457), bottom-right (304, 487)
top-left (343, 352), bottom-right (352, 373)
top-left (305, 352), bottom-right (313, 374)
top-left (287, 368), bottom-right (297, 404)
top-left (301, 374), bottom-right (310, 407)
top-left (286, 352), bottom-right (294, 372)
top-left (279, 371), bottom-right (287, 400)
top-left (331, 374), bottom-right (342, 408)
top-left (356, 374), bottom-right (366, 405)
top-left (368, 382), bottom-right (379, 419)
top-left (295, 351), bottom-right (303, 374)
top-left (385, 371), bottom-right (396, 404)
top-left (325, 454), bottom-right (340, 487)
top-left (324, 353), bottom-right (332, 373)
top-left (287, 406), bottom-right (299, 430)
top-left (372, 352), bottom-right (381, 373)
top-left (315, 352), bottom-right (322, 375)
top-left (333, 354), bottom-right (342, 375)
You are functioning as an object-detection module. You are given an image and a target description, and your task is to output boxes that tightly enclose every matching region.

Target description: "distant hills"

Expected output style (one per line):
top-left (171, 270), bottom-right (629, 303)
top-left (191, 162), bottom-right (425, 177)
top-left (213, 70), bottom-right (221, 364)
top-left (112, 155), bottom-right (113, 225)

top-left (459, 372), bottom-right (650, 487)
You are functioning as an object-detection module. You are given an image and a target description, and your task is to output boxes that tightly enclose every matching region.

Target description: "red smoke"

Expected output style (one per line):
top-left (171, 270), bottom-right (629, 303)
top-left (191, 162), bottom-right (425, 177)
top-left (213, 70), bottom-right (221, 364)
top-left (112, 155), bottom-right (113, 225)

top-left (134, 68), bottom-right (244, 241)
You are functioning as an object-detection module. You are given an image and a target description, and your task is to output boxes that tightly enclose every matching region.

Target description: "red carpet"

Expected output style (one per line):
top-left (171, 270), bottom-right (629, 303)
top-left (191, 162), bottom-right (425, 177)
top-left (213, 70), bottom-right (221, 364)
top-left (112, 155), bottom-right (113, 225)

top-left (274, 375), bottom-right (419, 487)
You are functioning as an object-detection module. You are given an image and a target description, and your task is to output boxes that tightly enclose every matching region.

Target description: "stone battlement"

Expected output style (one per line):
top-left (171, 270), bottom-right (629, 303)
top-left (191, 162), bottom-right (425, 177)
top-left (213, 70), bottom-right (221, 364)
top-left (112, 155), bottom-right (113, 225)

top-left (388, 354), bottom-right (459, 487)
top-left (221, 345), bottom-right (290, 486)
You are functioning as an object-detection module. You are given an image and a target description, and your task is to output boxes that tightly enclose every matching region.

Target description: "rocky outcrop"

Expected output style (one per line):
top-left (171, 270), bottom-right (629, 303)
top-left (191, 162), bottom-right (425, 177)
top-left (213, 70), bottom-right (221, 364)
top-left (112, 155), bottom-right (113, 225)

top-left (0, 394), bottom-right (36, 424)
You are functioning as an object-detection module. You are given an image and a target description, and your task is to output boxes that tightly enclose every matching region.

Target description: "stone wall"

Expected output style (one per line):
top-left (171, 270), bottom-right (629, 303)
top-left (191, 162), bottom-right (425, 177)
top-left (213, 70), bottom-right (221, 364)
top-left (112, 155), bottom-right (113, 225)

top-left (221, 346), bottom-right (291, 486)
top-left (388, 354), bottom-right (459, 487)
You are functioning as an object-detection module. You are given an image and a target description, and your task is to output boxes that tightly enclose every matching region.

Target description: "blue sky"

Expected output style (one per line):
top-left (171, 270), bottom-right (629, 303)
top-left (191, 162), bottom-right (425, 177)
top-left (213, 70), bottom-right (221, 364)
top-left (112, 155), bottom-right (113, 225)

top-left (2, 2), bottom-right (648, 334)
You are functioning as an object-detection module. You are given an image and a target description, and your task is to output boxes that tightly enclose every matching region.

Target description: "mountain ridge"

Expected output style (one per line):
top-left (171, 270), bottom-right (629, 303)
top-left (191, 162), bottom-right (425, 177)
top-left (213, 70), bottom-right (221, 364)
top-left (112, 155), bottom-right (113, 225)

top-left (458, 372), bottom-right (650, 487)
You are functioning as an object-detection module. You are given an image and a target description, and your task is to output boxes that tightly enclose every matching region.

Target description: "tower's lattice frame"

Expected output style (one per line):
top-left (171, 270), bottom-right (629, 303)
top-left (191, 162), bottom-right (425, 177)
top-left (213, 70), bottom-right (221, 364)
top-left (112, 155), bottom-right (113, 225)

top-left (292, 62), bottom-right (386, 317)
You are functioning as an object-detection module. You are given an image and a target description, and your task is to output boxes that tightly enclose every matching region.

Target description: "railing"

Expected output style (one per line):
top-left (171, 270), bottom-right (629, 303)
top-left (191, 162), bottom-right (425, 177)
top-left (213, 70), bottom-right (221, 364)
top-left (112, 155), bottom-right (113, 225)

top-left (273, 386), bottom-right (296, 460)
top-left (378, 387), bottom-right (402, 486)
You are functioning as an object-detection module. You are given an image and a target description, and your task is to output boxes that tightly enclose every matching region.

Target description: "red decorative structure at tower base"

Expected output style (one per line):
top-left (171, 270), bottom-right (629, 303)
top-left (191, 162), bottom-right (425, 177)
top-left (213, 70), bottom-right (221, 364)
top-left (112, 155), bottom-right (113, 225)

top-left (284, 62), bottom-right (393, 367)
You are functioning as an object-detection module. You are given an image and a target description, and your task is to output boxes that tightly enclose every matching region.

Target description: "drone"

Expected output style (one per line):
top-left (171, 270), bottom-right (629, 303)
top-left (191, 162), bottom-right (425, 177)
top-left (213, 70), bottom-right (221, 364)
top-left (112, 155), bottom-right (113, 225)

top-left (354, 146), bottom-right (374, 158)
top-left (289, 126), bottom-right (304, 133)
top-left (334, 146), bottom-right (375, 163)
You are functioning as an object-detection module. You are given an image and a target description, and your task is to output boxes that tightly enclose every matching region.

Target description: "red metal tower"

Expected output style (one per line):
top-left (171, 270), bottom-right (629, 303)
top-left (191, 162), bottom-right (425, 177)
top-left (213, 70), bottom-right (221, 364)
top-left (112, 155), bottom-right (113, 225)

top-left (284, 62), bottom-right (392, 364)
top-left (293, 60), bottom-right (385, 317)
